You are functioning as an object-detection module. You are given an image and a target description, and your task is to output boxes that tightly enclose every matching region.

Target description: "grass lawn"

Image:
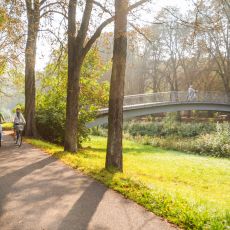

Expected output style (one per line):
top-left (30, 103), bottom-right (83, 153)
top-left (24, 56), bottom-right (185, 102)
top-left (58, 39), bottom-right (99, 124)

top-left (26, 136), bottom-right (230, 229)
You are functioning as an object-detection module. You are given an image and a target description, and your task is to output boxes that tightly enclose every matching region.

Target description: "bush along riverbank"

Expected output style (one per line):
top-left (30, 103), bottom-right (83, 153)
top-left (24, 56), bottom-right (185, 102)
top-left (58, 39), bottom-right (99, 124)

top-left (125, 122), bottom-right (230, 158)
top-left (91, 118), bottom-right (230, 158)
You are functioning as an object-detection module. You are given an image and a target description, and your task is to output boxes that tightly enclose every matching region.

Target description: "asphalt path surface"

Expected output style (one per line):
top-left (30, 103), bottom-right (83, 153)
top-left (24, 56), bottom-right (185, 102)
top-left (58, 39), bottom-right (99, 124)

top-left (0, 132), bottom-right (177, 230)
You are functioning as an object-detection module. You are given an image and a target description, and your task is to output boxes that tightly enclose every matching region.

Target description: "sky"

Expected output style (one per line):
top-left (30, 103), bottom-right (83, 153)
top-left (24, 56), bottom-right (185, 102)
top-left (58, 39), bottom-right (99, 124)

top-left (36, 0), bottom-right (192, 71)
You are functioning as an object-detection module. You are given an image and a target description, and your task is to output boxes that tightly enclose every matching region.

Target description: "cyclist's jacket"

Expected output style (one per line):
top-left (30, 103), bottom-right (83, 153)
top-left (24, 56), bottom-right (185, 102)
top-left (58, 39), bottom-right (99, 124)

top-left (14, 113), bottom-right (26, 125)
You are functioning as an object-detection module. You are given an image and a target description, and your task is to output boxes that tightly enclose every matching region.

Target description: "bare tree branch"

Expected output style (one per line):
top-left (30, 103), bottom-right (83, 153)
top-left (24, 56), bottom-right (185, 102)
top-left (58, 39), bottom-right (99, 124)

top-left (40, 2), bottom-right (66, 11)
top-left (40, 10), bottom-right (68, 19)
top-left (75, 0), bottom-right (94, 48)
top-left (40, 0), bottom-right (48, 7)
top-left (131, 24), bottom-right (152, 43)
top-left (83, 17), bottom-right (114, 56)
top-left (93, 0), bottom-right (112, 16)
top-left (83, 0), bottom-right (150, 57)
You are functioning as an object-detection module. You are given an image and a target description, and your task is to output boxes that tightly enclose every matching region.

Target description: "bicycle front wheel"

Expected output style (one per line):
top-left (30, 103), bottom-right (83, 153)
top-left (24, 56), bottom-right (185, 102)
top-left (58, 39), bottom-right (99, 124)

top-left (17, 131), bottom-right (22, 147)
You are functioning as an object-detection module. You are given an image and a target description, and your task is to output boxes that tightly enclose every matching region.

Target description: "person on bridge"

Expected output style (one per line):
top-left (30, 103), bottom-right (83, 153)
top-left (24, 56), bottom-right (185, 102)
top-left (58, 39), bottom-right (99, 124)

top-left (187, 85), bottom-right (197, 101)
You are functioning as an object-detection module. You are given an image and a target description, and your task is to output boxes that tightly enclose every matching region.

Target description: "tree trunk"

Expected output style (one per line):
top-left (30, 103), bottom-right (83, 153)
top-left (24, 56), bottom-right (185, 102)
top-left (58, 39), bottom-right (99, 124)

top-left (64, 50), bottom-right (82, 152)
top-left (24, 4), bottom-right (39, 137)
top-left (64, 0), bottom-right (93, 152)
top-left (106, 0), bottom-right (128, 172)
top-left (64, 0), bottom-right (80, 152)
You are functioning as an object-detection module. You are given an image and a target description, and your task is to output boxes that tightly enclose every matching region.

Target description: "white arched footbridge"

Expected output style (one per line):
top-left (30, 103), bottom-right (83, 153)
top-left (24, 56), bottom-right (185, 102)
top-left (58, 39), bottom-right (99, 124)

top-left (87, 91), bottom-right (230, 128)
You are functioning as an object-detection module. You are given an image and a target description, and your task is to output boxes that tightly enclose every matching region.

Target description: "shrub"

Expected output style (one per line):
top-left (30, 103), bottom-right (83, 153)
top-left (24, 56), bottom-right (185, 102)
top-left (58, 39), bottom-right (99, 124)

top-left (176, 122), bottom-right (215, 137)
top-left (194, 123), bottom-right (230, 157)
top-left (125, 121), bottom-right (215, 138)
top-left (2, 122), bottom-right (13, 130)
top-left (127, 123), bottom-right (230, 158)
top-left (90, 127), bottom-right (108, 137)
top-left (36, 104), bottom-right (66, 144)
top-left (127, 122), bottom-right (163, 137)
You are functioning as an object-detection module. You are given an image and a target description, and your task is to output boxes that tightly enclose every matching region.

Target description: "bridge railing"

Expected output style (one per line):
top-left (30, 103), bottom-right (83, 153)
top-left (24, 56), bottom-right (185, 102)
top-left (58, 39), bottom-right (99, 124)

top-left (123, 91), bottom-right (230, 106)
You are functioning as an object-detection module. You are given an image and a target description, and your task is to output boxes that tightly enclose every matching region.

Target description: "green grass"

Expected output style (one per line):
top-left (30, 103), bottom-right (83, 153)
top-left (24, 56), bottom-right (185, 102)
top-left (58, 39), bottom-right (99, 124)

top-left (2, 122), bottom-right (13, 130)
top-left (26, 136), bottom-right (230, 229)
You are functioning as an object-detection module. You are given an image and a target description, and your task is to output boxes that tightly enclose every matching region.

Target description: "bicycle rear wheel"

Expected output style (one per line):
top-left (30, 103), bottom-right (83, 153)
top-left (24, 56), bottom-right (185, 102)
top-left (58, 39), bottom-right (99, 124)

top-left (17, 131), bottom-right (22, 147)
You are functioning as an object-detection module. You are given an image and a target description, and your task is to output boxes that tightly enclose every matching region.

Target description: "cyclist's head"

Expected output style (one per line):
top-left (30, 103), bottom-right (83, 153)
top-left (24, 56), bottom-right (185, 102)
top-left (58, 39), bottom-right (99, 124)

top-left (16, 107), bottom-right (21, 112)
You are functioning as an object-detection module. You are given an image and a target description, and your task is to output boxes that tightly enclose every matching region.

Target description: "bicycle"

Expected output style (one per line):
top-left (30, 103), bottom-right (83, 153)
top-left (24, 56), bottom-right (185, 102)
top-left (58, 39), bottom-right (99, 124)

top-left (15, 124), bottom-right (24, 147)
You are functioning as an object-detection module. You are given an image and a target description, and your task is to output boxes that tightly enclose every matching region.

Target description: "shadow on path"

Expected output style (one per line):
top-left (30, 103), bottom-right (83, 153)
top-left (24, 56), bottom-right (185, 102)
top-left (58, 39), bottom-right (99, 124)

top-left (0, 156), bottom-right (57, 216)
top-left (58, 181), bottom-right (107, 230)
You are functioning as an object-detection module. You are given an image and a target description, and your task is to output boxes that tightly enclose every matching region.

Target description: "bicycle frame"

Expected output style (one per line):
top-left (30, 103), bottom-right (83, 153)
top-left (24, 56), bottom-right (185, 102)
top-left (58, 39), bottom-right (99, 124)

top-left (0, 124), bottom-right (2, 147)
top-left (15, 124), bottom-right (24, 147)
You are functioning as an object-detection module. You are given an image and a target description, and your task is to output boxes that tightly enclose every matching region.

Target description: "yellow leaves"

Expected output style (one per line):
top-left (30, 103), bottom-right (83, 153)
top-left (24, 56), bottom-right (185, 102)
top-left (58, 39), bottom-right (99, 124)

top-left (0, 7), bottom-right (7, 30)
top-left (0, 58), bottom-right (6, 75)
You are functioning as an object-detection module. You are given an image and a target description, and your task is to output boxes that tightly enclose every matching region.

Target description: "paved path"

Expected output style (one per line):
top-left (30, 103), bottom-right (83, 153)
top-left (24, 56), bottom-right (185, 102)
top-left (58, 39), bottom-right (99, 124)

top-left (0, 133), bottom-right (177, 230)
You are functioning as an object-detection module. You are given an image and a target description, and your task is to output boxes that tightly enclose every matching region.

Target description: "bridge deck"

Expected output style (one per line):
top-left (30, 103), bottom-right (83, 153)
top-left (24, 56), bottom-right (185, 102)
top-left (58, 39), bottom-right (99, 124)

top-left (87, 91), bottom-right (230, 128)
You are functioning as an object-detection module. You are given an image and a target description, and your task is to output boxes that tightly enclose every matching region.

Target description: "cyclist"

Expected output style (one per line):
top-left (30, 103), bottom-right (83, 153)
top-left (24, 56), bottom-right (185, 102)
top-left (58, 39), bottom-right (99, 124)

top-left (14, 107), bottom-right (26, 144)
top-left (0, 112), bottom-right (5, 146)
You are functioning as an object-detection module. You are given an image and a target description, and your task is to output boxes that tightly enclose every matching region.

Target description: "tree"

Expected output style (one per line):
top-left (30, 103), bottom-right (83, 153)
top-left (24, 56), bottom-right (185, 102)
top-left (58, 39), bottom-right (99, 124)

top-left (24, 0), bottom-right (68, 137)
top-left (195, 0), bottom-right (230, 98)
top-left (0, 2), bottom-right (24, 96)
top-left (24, 0), bottom-right (40, 136)
top-left (65, 0), bottom-right (150, 152)
top-left (140, 25), bottom-right (165, 93)
top-left (105, 0), bottom-right (129, 172)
